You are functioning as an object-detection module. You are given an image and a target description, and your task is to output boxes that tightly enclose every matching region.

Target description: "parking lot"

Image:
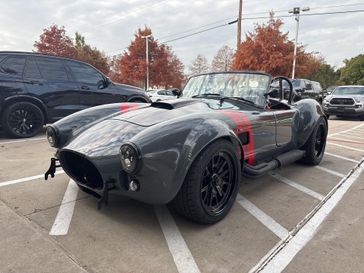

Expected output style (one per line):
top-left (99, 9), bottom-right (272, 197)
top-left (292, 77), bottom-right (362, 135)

top-left (0, 117), bottom-right (363, 273)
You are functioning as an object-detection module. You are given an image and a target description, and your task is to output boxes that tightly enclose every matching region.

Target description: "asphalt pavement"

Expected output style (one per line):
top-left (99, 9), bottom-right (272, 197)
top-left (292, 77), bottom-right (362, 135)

top-left (0, 118), bottom-right (363, 273)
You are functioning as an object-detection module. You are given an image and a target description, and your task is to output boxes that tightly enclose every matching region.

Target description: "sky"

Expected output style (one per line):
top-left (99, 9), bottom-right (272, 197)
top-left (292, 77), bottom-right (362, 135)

top-left (0, 0), bottom-right (363, 71)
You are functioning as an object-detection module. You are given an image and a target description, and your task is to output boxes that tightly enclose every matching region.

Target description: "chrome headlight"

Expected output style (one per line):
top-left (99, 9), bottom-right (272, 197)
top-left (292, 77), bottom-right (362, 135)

top-left (46, 126), bottom-right (57, 147)
top-left (119, 143), bottom-right (141, 174)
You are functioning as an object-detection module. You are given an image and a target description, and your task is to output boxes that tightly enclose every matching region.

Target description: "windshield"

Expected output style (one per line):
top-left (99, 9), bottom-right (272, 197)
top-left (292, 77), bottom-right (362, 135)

top-left (333, 86), bottom-right (364, 95)
top-left (183, 73), bottom-right (270, 106)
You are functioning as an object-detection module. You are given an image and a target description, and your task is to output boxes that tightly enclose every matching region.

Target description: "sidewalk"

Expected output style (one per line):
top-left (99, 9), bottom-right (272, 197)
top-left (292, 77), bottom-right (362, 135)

top-left (285, 171), bottom-right (364, 273)
top-left (0, 201), bottom-right (85, 273)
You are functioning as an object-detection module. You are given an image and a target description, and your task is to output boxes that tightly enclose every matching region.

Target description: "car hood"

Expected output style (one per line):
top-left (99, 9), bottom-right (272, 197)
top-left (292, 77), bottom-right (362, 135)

top-left (63, 99), bottom-right (212, 157)
top-left (112, 99), bottom-right (211, 126)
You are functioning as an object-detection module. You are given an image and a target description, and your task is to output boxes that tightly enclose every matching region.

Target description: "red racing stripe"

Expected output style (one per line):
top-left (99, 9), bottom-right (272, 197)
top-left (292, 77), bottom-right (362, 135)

top-left (221, 110), bottom-right (255, 165)
top-left (120, 103), bottom-right (129, 112)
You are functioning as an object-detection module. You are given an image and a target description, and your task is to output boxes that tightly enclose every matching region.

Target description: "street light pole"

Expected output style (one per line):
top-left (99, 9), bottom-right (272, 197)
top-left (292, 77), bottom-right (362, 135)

top-left (289, 7), bottom-right (309, 79)
top-left (141, 35), bottom-right (152, 90)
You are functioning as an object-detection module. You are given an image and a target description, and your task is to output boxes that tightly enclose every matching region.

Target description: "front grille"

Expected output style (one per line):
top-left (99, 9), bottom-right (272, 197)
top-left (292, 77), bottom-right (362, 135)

top-left (330, 98), bottom-right (355, 105)
top-left (59, 151), bottom-right (103, 189)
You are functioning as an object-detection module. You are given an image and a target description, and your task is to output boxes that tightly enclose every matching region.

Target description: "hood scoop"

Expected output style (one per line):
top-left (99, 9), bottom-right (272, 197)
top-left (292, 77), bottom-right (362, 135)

top-left (150, 99), bottom-right (199, 110)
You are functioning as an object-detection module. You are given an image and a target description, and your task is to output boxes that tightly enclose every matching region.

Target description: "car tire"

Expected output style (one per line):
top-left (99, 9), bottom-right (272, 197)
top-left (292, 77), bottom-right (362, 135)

top-left (360, 115), bottom-right (364, 121)
top-left (171, 140), bottom-right (241, 224)
top-left (326, 115), bottom-right (330, 120)
top-left (299, 117), bottom-right (327, 165)
top-left (2, 102), bottom-right (44, 138)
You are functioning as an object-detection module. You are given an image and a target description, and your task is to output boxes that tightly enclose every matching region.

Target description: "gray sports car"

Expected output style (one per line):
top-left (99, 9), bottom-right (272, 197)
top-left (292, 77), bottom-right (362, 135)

top-left (45, 71), bottom-right (328, 224)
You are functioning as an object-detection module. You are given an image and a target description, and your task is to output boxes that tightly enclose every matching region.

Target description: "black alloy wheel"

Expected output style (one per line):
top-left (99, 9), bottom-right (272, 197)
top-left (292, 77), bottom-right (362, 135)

top-left (201, 152), bottom-right (234, 216)
top-left (171, 140), bottom-right (240, 224)
top-left (2, 102), bottom-right (44, 138)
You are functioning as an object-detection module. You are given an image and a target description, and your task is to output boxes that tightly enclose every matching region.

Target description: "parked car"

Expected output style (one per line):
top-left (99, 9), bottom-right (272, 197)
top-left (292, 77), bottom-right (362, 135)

top-left (323, 85), bottom-right (337, 97)
top-left (147, 88), bottom-right (180, 102)
top-left (45, 71), bottom-right (328, 224)
top-left (0, 51), bottom-right (150, 138)
top-left (323, 85), bottom-right (364, 120)
top-left (291, 79), bottom-right (324, 103)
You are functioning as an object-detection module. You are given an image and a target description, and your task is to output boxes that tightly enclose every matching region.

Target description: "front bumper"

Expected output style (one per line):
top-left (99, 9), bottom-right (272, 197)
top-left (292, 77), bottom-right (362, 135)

top-left (49, 148), bottom-right (179, 205)
top-left (323, 105), bottom-right (364, 117)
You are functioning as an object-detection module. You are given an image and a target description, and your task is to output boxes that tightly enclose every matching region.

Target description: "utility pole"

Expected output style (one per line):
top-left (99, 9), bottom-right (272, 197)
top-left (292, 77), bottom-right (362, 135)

top-left (289, 7), bottom-right (310, 79)
top-left (237, 0), bottom-right (243, 49)
top-left (141, 34), bottom-right (152, 90)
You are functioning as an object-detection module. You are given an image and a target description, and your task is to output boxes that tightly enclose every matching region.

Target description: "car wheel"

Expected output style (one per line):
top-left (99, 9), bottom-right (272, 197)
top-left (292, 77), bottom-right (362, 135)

top-left (299, 117), bottom-right (327, 165)
top-left (2, 102), bottom-right (44, 138)
top-left (171, 140), bottom-right (241, 224)
top-left (326, 114), bottom-right (330, 120)
top-left (360, 115), bottom-right (364, 121)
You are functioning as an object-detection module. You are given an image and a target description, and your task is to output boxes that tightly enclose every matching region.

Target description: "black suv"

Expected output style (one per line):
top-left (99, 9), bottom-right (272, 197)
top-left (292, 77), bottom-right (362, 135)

top-left (292, 79), bottom-right (324, 103)
top-left (0, 52), bottom-right (150, 138)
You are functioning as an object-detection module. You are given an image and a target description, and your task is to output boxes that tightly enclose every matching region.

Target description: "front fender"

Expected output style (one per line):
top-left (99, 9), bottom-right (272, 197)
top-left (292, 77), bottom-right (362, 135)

top-left (50, 103), bottom-right (149, 148)
top-left (134, 118), bottom-right (242, 204)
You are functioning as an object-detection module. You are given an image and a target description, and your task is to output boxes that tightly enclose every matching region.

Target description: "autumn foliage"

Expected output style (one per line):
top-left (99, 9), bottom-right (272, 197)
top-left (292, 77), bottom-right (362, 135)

top-left (34, 25), bottom-right (109, 75)
top-left (110, 27), bottom-right (185, 89)
top-left (232, 17), bottom-right (322, 78)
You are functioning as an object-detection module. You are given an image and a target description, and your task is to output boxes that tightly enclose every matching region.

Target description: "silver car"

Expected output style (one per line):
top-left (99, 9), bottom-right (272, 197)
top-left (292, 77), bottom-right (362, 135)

top-left (323, 86), bottom-right (364, 120)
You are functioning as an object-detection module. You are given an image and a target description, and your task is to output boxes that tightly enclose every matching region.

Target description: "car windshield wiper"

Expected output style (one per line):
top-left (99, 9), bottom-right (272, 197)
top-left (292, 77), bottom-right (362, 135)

top-left (192, 93), bottom-right (221, 98)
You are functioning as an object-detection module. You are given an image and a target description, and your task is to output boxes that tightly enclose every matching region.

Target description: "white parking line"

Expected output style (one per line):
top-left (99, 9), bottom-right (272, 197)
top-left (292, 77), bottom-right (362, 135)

top-left (49, 179), bottom-right (79, 236)
top-left (270, 173), bottom-right (324, 200)
top-left (328, 137), bottom-right (364, 145)
top-left (253, 159), bottom-right (364, 273)
top-left (315, 165), bottom-right (345, 178)
top-left (0, 170), bottom-right (65, 187)
top-left (154, 206), bottom-right (201, 273)
top-left (328, 123), bottom-right (364, 137)
top-left (0, 137), bottom-right (45, 145)
top-left (336, 133), bottom-right (364, 140)
top-left (237, 194), bottom-right (289, 240)
top-left (327, 142), bottom-right (364, 153)
top-left (325, 152), bottom-right (360, 164)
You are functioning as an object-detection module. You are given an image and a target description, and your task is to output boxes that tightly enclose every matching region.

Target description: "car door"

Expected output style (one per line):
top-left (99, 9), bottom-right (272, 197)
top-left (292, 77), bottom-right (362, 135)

top-left (66, 61), bottom-right (125, 109)
top-left (33, 56), bottom-right (80, 121)
top-left (248, 108), bottom-right (277, 162)
top-left (303, 80), bottom-right (316, 100)
top-left (0, 55), bottom-right (27, 100)
top-left (273, 109), bottom-right (296, 147)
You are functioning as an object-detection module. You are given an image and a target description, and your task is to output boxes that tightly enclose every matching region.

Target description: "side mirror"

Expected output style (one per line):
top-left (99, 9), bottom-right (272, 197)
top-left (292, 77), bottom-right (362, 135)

top-left (97, 79), bottom-right (108, 89)
top-left (170, 88), bottom-right (182, 97)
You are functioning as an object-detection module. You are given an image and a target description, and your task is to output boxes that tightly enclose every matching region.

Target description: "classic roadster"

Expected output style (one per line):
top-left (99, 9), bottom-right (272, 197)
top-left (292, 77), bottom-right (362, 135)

top-left (45, 71), bottom-right (328, 224)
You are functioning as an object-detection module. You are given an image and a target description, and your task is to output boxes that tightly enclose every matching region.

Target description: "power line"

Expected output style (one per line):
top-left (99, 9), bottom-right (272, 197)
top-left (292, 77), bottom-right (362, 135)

top-left (162, 9), bottom-right (364, 44)
top-left (105, 5), bottom-right (364, 54)
top-left (301, 9), bottom-right (364, 17)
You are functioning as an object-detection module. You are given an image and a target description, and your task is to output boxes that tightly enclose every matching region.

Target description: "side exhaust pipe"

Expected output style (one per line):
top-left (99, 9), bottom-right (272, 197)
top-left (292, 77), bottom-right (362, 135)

top-left (243, 149), bottom-right (305, 177)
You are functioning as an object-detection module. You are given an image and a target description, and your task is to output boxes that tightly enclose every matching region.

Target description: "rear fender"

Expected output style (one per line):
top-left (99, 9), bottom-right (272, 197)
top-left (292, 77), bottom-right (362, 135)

top-left (2, 95), bottom-right (48, 123)
top-left (293, 99), bottom-right (326, 147)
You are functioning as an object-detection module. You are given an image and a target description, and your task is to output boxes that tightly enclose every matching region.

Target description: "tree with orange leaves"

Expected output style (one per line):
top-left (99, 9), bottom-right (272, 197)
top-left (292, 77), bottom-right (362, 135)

top-left (232, 15), bottom-right (322, 78)
top-left (111, 27), bottom-right (185, 89)
top-left (34, 25), bottom-right (109, 75)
